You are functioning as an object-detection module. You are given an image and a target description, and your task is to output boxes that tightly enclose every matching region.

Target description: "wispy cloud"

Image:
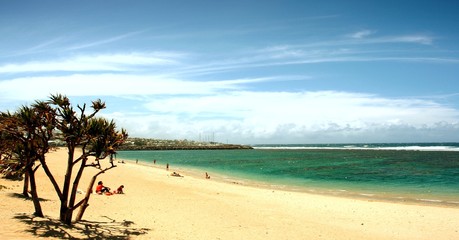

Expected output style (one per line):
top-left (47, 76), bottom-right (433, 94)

top-left (65, 31), bottom-right (145, 51)
top-left (173, 36), bottom-right (454, 77)
top-left (1, 51), bottom-right (458, 143)
top-left (0, 52), bottom-right (185, 73)
top-left (281, 33), bottom-right (436, 52)
top-left (14, 37), bottom-right (66, 57)
top-left (349, 30), bottom-right (375, 39)
top-left (215, 32), bottom-right (447, 71)
top-left (0, 74), bottom-right (282, 100)
top-left (0, 30), bottom-right (444, 78)
top-left (345, 30), bottom-right (434, 45)
top-left (372, 34), bottom-right (434, 45)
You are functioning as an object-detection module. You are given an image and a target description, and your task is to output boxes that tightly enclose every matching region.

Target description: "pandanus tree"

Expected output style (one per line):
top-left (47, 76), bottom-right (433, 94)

top-left (0, 103), bottom-right (55, 217)
top-left (0, 115), bottom-right (24, 181)
top-left (45, 94), bottom-right (128, 225)
top-left (75, 117), bottom-right (128, 221)
top-left (0, 94), bottom-right (127, 225)
top-left (0, 112), bottom-right (28, 183)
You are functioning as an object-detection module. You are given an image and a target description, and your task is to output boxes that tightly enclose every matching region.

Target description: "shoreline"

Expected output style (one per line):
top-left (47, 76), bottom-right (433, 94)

top-left (1, 148), bottom-right (459, 239)
top-left (123, 158), bottom-right (459, 209)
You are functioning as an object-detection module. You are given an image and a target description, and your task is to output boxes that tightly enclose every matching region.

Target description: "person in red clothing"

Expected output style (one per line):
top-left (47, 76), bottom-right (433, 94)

top-left (95, 181), bottom-right (110, 194)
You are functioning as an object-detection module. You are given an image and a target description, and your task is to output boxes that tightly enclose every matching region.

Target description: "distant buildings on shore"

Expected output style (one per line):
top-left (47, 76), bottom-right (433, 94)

top-left (118, 138), bottom-right (253, 150)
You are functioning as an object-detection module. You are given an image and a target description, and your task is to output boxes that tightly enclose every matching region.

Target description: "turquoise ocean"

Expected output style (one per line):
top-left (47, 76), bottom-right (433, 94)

top-left (117, 143), bottom-right (459, 206)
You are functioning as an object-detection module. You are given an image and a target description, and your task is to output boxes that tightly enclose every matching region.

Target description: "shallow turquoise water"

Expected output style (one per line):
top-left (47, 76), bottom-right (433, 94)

top-left (117, 146), bottom-right (459, 204)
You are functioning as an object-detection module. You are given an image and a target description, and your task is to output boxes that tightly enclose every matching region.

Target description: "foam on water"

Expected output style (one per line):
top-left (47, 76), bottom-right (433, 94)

top-left (254, 145), bottom-right (459, 151)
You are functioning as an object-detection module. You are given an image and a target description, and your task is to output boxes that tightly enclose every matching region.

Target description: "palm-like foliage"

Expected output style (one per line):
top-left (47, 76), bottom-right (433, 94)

top-left (0, 112), bottom-right (24, 180)
top-left (47, 94), bottom-right (127, 225)
top-left (0, 103), bottom-right (55, 217)
top-left (74, 118), bottom-right (128, 221)
top-left (1, 94), bottom-right (127, 225)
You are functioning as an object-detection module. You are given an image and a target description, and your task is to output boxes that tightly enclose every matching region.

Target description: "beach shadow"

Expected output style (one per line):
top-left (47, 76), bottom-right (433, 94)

top-left (8, 192), bottom-right (50, 202)
top-left (14, 213), bottom-right (150, 239)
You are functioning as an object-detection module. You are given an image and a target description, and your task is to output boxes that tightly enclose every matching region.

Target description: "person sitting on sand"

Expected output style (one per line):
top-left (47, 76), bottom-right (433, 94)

top-left (171, 172), bottom-right (183, 177)
top-left (114, 185), bottom-right (124, 194)
top-left (95, 181), bottom-right (110, 194)
top-left (205, 172), bottom-right (211, 179)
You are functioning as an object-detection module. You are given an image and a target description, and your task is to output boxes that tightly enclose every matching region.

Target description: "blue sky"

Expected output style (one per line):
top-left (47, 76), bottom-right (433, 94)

top-left (1, 0), bottom-right (459, 144)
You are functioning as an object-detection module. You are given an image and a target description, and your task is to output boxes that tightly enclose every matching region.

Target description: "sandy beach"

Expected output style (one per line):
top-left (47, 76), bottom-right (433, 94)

top-left (1, 148), bottom-right (458, 239)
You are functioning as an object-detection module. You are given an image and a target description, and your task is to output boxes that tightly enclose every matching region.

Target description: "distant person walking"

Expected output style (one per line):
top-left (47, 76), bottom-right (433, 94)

top-left (166, 163), bottom-right (169, 171)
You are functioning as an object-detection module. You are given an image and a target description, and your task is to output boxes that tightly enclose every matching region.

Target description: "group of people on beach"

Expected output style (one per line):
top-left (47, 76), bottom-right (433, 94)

top-left (95, 181), bottom-right (124, 195)
top-left (135, 159), bottom-right (212, 180)
top-left (167, 162), bottom-right (211, 179)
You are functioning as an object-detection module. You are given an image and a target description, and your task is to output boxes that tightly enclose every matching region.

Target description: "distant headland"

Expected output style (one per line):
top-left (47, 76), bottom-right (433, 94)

top-left (117, 138), bottom-right (253, 150)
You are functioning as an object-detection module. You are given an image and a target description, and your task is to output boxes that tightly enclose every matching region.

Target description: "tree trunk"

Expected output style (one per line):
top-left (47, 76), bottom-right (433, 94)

top-left (60, 145), bottom-right (75, 225)
top-left (27, 167), bottom-right (44, 217)
top-left (75, 165), bottom-right (115, 222)
top-left (38, 155), bottom-right (63, 200)
top-left (22, 171), bottom-right (29, 198)
top-left (65, 156), bottom-right (87, 224)
top-left (75, 173), bottom-right (99, 221)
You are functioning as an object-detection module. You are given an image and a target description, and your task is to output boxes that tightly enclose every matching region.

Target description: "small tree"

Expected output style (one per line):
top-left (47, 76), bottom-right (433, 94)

top-left (0, 104), bottom-right (55, 217)
top-left (75, 117), bottom-right (128, 221)
top-left (45, 94), bottom-right (128, 225)
top-left (1, 94), bottom-right (127, 225)
top-left (0, 119), bottom-right (24, 181)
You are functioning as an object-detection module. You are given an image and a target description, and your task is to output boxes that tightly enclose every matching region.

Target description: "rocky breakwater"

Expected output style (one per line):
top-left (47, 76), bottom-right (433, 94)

top-left (118, 138), bottom-right (253, 151)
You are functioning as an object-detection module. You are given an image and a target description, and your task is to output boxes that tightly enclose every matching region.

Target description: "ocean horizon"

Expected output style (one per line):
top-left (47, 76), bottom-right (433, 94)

top-left (117, 142), bottom-right (459, 206)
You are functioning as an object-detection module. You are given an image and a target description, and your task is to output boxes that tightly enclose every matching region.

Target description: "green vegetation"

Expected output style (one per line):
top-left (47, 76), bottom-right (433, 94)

top-left (0, 94), bottom-right (127, 225)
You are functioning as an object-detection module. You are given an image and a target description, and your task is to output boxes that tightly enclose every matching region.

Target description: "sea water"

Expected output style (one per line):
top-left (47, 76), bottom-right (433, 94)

top-left (117, 143), bottom-right (459, 205)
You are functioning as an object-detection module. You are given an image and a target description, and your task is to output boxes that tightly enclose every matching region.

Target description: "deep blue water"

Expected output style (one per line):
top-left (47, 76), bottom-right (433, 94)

top-left (117, 143), bottom-right (459, 205)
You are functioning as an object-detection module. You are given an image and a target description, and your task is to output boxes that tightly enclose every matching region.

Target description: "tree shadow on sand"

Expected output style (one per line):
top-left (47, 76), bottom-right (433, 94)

top-left (9, 192), bottom-right (50, 202)
top-left (14, 213), bottom-right (150, 239)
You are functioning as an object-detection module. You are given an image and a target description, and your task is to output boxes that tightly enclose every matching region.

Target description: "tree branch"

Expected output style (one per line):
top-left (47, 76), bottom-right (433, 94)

top-left (32, 164), bottom-right (41, 173)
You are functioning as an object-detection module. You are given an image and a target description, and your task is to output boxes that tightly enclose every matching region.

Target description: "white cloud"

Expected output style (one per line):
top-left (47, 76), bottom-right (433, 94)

top-left (378, 35), bottom-right (434, 45)
top-left (115, 91), bottom-right (459, 143)
top-left (0, 52), bottom-right (185, 73)
top-left (0, 74), bottom-right (279, 101)
top-left (144, 91), bottom-right (458, 126)
top-left (349, 33), bottom-right (434, 45)
top-left (2, 71), bottom-right (458, 143)
top-left (350, 30), bottom-right (374, 39)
